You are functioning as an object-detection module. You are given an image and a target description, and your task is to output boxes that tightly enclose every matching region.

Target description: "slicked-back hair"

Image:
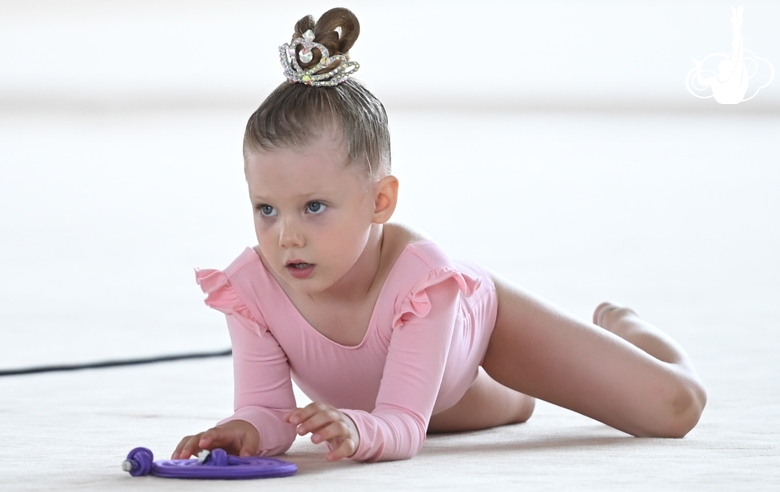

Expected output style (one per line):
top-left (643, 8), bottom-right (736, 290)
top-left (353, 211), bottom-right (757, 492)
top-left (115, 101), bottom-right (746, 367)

top-left (243, 8), bottom-right (391, 179)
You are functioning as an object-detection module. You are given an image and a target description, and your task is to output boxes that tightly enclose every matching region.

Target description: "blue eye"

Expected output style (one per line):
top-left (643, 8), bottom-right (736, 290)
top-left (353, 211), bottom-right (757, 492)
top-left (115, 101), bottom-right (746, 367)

top-left (306, 201), bottom-right (326, 214)
top-left (258, 204), bottom-right (277, 217)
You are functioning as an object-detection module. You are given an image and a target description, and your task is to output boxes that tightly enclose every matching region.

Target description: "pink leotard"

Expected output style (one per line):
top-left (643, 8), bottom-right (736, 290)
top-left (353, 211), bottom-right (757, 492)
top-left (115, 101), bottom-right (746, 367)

top-left (195, 240), bottom-right (498, 462)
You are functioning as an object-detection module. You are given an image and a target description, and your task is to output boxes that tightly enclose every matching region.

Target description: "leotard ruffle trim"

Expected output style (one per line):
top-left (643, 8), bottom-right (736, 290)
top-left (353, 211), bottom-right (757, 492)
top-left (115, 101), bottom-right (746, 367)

top-left (195, 268), bottom-right (268, 336)
top-left (391, 267), bottom-right (481, 330)
top-left (196, 260), bottom-right (480, 336)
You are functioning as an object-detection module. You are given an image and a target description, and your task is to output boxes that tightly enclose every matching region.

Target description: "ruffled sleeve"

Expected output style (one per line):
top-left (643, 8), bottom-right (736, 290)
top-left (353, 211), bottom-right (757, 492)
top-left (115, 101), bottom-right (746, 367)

top-left (344, 266), bottom-right (481, 462)
top-left (195, 267), bottom-right (297, 456)
top-left (195, 268), bottom-right (268, 337)
top-left (392, 267), bottom-right (481, 329)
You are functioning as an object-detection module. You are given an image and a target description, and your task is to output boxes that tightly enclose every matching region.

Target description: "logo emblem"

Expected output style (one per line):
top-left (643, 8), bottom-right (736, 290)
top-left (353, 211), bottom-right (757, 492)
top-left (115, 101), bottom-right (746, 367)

top-left (685, 6), bottom-right (774, 104)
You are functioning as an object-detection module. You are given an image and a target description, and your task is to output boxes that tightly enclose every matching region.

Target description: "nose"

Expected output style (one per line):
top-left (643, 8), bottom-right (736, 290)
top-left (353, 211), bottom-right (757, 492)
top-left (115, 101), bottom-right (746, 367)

top-left (278, 217), bottom-right (305, 249)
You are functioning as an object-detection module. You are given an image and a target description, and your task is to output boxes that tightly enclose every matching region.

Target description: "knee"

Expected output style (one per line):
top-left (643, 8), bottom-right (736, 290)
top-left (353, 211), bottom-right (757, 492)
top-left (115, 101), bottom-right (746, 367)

top-left (513, 394), bottom-right (536, 424)
top-left (644, 382), bottom-right (707, 438)
top-left (668, 384), bottom-right (707, 438)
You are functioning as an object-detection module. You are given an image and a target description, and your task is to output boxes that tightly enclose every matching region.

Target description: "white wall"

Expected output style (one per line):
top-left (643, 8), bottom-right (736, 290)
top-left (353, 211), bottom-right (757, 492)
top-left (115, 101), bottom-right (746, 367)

top-left (1, 0), bottom-right (778, 111)
top-left (1, 1), bottom-right (778, 367)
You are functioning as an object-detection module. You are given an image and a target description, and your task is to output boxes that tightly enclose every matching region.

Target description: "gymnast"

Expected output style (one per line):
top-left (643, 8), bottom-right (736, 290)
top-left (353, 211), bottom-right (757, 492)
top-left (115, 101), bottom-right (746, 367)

top-left (173, 7), bottom-right (707, 463)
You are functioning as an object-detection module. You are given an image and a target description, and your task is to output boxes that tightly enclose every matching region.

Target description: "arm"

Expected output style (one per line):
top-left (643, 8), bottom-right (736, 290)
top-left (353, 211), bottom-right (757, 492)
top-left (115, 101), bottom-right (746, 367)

top-left (287, 278), bottom-right (461, 462)
top-left (173, 313), bottom-right (297, 458)
top-left (221, 313), bottom-right (298, 454)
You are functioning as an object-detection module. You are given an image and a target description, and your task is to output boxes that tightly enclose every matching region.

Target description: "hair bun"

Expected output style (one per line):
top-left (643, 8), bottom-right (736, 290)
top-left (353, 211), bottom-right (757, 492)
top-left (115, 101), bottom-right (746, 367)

top-left (293, 7), bottom-right (360, 70)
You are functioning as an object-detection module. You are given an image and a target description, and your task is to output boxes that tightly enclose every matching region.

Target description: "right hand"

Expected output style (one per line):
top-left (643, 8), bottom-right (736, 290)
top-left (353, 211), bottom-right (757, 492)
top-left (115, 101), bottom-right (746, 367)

top-left (171, 420), bottom-right (260, 459)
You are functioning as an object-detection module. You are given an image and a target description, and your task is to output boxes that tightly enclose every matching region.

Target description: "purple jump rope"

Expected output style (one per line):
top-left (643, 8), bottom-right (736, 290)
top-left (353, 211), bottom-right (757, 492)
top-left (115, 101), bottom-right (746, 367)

top-left (122, 447), bottom-right (297, 479)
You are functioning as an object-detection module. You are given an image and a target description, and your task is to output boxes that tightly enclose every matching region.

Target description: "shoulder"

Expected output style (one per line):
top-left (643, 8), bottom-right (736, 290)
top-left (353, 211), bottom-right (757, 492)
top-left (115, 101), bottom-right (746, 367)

top-left (381, 224), bottom-right (473, 295)
top-left (197, 246), bottom-right (275, 307)
top-left (195, 247), bottom-right (259, 292)
top-left (380, 223), bottom-right (430, 264)
top-left (384, 222), bottom-right (429, 246)
top-left (384, 237), bottom-right (483, 329)
top-left (223, 247), bottom-right (264, 278)
top-left (381, 222), bottom-right (465, 272)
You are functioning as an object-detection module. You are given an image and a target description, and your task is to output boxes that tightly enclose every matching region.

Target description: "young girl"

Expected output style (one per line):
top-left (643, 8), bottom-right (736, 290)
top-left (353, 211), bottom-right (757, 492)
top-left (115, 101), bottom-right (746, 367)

top-left (172, 7), bottom-right (706, 463)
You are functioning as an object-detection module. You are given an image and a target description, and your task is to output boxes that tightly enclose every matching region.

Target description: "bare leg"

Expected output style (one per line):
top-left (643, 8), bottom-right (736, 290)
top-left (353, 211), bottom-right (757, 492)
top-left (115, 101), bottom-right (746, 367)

top-left (482, 273), bottom-right (706, 438)
top-left (428, 369), bottom-right (535, 433)
top-left (593, 302), bottom-right (696, 368)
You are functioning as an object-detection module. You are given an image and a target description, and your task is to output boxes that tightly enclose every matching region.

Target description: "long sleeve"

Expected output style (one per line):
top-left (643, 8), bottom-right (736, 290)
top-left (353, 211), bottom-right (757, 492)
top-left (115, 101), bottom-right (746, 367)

top-left (196, 268), bottom-right (297, 456)
top-left (218, 313), bottom-right (298, 456)
top-left (194, 245), bottom-right (484, 463)
top-left (341, 273), bottom-right (469, 462)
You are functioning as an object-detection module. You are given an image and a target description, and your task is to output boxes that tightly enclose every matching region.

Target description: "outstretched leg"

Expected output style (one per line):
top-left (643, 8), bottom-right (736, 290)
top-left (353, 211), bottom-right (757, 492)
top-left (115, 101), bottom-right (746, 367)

top-left (592, 302), bottom-right (696, 368)
top-left (481, 273), bottom-right (706, 438)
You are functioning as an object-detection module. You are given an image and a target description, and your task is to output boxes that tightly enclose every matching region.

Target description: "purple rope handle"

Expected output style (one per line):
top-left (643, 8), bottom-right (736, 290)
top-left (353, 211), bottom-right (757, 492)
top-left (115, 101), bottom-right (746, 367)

top-left (200, 448), bottom-right (249, 466)
top-left (122, 447), bottom-right (154, 477)
top-left (122, 447), bottom-right (298, 479)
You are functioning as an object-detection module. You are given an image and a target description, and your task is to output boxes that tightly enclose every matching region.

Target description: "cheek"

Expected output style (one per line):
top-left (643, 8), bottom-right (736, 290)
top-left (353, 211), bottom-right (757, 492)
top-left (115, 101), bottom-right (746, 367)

top-left (253, 215), bottom-right (265, 234)
top-left (339, 218), bottom-right (372, 254)
top-left (253, 217), bottom-right (276, 243)
top-left (310, 217), bottom-right (357, 251)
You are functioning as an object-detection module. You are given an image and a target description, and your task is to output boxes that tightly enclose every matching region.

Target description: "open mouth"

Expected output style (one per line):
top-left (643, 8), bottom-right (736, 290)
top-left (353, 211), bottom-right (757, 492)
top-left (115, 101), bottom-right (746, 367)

top-left (286, 261), bottom-right (315, 279)
top-left (288, 262), bottom-right (313, 269)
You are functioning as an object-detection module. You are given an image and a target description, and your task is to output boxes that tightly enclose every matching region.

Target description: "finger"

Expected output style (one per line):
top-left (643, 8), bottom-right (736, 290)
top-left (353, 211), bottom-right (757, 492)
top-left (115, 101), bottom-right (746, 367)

top-left (238, 434), bottom-right (259, 457)
top-left (173, 434), bottom-right (203, 460)
top-left (287, 402), bottom-right (327, 425)
top-left (311, 420), bottom-right (350, 444)
top-left (325, 437), bottom-right (357, 461)
top-left (179, 436), bottom-right (204, 459)
top-left (198, 429), bottom-right (220, 448)
top-left (172, 435), bottom-right (191, 459)
top-left (295, 408), bottom-right (341, 436)
top-left (199, 427), bottom-right (241, 453)
top-left (284, 407), bottom-right (305, 423)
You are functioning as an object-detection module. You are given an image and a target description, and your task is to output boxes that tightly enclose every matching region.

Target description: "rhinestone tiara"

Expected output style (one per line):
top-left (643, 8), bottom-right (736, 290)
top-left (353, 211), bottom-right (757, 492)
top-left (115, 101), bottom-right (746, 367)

top-left (279, 29), bottom-right (360, 87)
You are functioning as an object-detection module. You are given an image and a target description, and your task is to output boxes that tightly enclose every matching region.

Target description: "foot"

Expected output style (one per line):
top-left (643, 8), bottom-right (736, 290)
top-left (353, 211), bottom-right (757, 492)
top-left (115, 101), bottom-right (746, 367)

top-left (593, 303), bottom-right (702, 381)
top-left (592, 302), bottom-right (642, 340)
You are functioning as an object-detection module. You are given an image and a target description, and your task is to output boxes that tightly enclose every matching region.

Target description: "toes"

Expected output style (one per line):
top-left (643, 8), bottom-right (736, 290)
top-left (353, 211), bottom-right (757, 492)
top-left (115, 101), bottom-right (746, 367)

top-left (593, 301), bottom-right (618, 326)
top-left (594, 302), bottom-right (640, 328)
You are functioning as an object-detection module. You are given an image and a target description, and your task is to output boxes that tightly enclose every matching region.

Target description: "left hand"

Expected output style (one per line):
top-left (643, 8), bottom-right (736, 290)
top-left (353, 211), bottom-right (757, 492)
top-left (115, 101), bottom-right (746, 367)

top-left (285, 402), bottom-right (360, 461)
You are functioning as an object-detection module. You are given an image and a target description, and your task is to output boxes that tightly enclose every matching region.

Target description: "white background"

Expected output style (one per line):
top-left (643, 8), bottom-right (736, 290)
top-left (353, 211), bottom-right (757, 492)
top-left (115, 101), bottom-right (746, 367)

top-left (1, 0), bottom-right (778, 109)
top-left (1, 0), bottom-right (778, 368)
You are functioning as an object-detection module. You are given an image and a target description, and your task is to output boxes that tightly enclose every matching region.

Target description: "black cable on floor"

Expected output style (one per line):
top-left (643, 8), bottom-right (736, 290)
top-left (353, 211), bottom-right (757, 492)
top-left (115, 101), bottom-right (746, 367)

top-left (0, 348), bottom-right (232, 377)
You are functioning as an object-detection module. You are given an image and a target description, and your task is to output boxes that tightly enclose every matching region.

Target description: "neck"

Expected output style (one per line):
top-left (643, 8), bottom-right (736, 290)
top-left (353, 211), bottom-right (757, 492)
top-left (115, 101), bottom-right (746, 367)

top-left (311, 223), bottom-right (385, 305)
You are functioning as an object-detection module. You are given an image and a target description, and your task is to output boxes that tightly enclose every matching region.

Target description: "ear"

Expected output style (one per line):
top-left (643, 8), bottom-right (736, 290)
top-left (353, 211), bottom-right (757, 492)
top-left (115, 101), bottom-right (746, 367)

top-left (371, 175), bottom-right (399, 224)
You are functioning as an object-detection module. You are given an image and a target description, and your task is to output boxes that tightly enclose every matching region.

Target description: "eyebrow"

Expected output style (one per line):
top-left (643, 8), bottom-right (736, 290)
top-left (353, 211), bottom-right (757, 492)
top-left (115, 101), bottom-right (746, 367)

top-left (250, 191), bottom-right (330, 202)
